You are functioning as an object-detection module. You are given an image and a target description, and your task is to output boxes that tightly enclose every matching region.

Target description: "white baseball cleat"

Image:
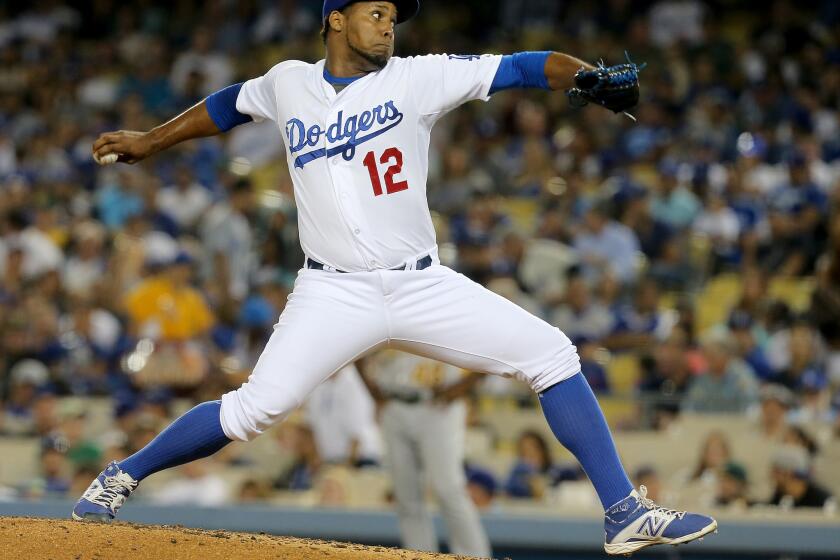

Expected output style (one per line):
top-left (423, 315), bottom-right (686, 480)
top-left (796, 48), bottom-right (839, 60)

top-left (603, 485), bottom-right (718, 555)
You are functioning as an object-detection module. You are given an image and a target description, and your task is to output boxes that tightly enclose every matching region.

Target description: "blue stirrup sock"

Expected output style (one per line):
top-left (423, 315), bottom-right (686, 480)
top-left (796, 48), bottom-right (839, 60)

top-left (118, 400), bottom-right (232, 481)
top-left (539, 372), bottom-right (634, 510)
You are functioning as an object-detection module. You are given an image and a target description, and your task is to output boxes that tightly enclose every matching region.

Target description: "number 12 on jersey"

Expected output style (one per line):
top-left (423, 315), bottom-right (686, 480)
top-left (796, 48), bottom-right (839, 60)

top-left (363, 147), bottom-right (409, 196)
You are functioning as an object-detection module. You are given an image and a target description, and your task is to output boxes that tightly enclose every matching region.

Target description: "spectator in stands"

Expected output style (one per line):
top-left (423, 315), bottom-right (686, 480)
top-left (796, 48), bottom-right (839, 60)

top-left (763, 154), bottom-right (828, 276)
top-left (504, 430), bottom-right (554, 499)
top-left (58, 405), bottom-right (102, 471)
top-left (95, 168), bottom-right (146, 230)
top-left (550, 270), bottom-right (613, 344)
top-left (170, 26), bottom-right (233, 97)
top-left (21, 434), bottom-right (72, 498)
top-left (715, 462), bottom-right (752, 508)
top-left (121, 251), bottom-right (213, 388)
top-left (155, 165), bottom-right (211, 233)
top-left (810, 218), bottom-right (840, 384)
top-left (616, 181), bottom-right (672, 268)
top-left (604, 278), bottom-right (672, 352)
top-left (577, 340), bottom-right (610, 394)
top-left (123, 251), bottom-right (214, 342)
top-left (773, 320), bottom-right (827, 392)
top-left (0, 303), bottom-right (53, 379)
top-left (728, 310), bottom-right (774, 381)
top-left (0, 239), bottom-right (25, 302)
top-left (451, 191), bottom-right (507, 285)
top-left (3, 209), bottom-right (63, 282)
top-left (428, 145), bottom-right (493, 215)
top-left (768, 445), bottom-right (836, 511)
top-left (650, 161), bottom-right (701, 231)
top-left (639, 328), bottom-right (693, 427)
top-left (151, 458), bottom-right (230, 506)
top-left (693, 190), bottom-right (741, 271)
top-left (510, 139), bottom-right (555, 199)
top-left (783, 425), bottom-right (820, 460)
top-left (683, 330), bottom-right (759, 413)
top-left (466, 466), bottom-right (498, 511)
top-left (573, 200), bottom-right (641, 285)
top-left (275, 424), bottom-right (321, 492)
top-left (95, 400), bottom-right (130, 461)
top-left (0, 359), bottom-right (50, 435)
top-left (647, 233), bottom-right (695, 292)
top-left (690, 431), bottom-right (732, 485)
top-left (56, 296), bottom-right (125, 396)
top-left (199, 178), bottom-right (256, 301)
top-left (732, 266), bottom-right (769, 320)
top-left (30, 393), bottom-right (60, 438)
top-left (758, 384), bottom-right (794, 442)
top-left (490, 231), bottom-right (525, 287)
top-left (61, 221), bottom-right (108, 300)
top-left (237, 478), bottom-right (273, 503)
top-left (789, 370), bottom-right (837, 425)
top-left (305, 365), bottom-right (382, 467)
top-left (228, 286), bottom-right (282, 372)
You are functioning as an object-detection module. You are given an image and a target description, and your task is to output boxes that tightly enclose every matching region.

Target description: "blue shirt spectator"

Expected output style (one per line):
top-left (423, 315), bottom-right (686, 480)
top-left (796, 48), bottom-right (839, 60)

top-left (650, 162), bottom-right (701, 230)
top-left (573, 202), bottom-right (641, 284)
top-left (728, 311), bottom-right (775, 381)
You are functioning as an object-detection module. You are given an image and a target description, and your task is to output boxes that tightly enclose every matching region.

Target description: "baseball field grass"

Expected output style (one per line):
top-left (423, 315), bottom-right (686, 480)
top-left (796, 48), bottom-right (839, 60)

top-left (0, 517), bottom-right (478, 559)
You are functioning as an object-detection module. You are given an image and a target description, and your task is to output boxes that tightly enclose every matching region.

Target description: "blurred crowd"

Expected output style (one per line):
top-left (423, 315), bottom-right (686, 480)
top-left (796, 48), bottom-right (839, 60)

top-left (1, 0), bottom-right (839, 513)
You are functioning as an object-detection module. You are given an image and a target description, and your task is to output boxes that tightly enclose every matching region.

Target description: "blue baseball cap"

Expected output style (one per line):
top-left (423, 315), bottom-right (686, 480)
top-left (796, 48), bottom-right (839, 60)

top-left (323, 0), bottom-right (419, 24)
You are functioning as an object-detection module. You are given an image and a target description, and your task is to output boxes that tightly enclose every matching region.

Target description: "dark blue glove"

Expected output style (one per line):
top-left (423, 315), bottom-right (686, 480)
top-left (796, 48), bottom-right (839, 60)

top-left (566, 53), bottom-right (645, 116)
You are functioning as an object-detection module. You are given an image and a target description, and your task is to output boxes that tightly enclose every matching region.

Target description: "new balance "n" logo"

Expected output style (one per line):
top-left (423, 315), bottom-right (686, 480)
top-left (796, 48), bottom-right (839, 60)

top-left (639, 516), bottom-right (668, 537)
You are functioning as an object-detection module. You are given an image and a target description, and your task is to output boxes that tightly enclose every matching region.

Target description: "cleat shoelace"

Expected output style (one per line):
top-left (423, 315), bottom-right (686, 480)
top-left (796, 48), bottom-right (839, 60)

top-left (89, 475), bottom-right (137, 510)
top-left (637, 485), bottom-right (686, 519)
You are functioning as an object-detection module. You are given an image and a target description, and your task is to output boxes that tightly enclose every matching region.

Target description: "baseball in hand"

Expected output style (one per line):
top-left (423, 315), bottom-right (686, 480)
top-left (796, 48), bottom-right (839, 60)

top-left (95, 153), bottom-right (119, 165)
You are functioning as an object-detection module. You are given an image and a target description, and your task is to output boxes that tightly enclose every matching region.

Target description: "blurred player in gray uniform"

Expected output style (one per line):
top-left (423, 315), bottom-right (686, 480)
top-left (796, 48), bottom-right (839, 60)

top-left (359, 351), bottom-right (489, 556)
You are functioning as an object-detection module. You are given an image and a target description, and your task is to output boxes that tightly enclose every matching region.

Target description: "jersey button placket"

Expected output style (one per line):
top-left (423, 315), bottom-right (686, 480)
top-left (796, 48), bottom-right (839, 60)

top-left (325, 107), bottom-right (370, 269)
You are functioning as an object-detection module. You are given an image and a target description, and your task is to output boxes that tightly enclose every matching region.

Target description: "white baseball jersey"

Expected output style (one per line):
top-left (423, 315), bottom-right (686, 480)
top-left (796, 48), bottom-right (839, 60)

top-left (235, 54), bottom-right (502, 271)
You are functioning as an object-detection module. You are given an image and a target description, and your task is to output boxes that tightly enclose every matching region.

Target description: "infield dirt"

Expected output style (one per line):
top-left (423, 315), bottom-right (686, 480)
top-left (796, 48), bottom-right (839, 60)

top-left (0, 517), bottom-right (481, 559)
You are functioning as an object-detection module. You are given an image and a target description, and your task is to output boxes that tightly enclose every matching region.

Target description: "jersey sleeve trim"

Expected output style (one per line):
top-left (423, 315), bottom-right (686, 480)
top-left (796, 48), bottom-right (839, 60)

top-left (205, 83), bottom-right (254, 132)
top-left (489, 51), bottom-right (552, 94)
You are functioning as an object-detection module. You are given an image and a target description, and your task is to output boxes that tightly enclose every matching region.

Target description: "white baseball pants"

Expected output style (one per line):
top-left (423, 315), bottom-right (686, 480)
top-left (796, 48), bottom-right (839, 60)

top-left (220, 264), bottom-right (580, 442)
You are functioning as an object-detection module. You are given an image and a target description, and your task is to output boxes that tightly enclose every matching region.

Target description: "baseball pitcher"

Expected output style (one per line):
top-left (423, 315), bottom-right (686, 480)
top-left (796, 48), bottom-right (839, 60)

top-left (74, 1), bottom-right (716, 554)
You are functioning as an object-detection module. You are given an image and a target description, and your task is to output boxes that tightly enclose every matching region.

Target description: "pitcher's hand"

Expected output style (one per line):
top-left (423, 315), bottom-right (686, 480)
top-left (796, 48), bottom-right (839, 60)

top-left (92, 130), bottom-right (155, 165)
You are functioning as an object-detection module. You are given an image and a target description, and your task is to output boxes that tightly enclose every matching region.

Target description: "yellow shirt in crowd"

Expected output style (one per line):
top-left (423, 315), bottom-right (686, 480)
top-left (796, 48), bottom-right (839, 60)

top-left (124, 276), bottom-right (214, 341)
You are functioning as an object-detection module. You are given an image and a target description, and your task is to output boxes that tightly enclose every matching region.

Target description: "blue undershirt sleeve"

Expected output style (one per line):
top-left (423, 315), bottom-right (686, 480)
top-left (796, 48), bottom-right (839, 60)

top-left (489, 51), bottom-right (552, 95)
top-left (205, 83), bottom-right (253, 132)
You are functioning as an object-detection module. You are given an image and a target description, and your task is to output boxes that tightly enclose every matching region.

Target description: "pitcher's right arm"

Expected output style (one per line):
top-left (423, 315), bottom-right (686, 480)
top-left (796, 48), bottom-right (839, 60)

top-left (93, 60), bottom-right (288, 164)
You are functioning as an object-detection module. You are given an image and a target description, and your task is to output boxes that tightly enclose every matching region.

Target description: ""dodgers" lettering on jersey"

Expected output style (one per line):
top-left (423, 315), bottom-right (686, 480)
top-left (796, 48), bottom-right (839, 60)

top-left (286, 100), bottom-right (404, 169)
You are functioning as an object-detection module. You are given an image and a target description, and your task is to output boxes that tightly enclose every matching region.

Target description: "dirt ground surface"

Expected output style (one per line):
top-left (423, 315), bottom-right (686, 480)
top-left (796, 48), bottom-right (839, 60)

top-left (0, 517), bottom-right (482, 560)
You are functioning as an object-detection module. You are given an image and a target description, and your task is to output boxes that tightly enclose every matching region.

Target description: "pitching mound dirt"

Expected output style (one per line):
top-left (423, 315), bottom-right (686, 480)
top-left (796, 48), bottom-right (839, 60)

top-left (0, 516), bottom-right (478, 560)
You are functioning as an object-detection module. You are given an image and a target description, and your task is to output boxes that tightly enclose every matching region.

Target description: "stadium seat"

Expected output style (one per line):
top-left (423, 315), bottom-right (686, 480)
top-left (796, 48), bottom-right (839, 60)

top-left (0, 438), bottom-right (40, 486)
top-left (605, 354), bottom-right (641, 395)
top-left (696, 273), bottom-right (742, 331)
top-left (768, 277), bottom-right (815, 312)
